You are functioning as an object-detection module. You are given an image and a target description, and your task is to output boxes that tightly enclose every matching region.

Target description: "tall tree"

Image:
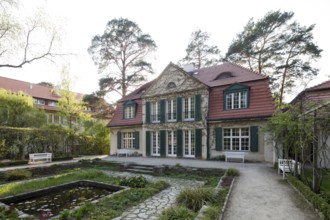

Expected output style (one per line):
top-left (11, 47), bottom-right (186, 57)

top-left (83, 93), bottom-right (114, 119)
top-left (179, 29), bottom-right (221, 69)
top-left (88, 18), bottom-right (157, 98)
top-left (225, 10), bottom-right (322, 106)
top-left (0, 0), bottom-right (63, 68)
top-left (57, 66), bottom-right (89, 130)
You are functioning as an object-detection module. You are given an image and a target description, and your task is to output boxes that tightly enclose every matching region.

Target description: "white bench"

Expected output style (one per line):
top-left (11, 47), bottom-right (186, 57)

top-left (117, 149), bottom-right (136, 157)
top-left (225, 152), bottom-right (245, 163)
top-left (278, 159), bottom-right (301, 179)
top-left (29, 153), bottom-right (52, 163)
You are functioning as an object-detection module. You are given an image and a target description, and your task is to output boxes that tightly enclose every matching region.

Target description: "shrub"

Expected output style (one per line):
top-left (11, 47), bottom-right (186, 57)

top-left (288, 175), bottom-right (330, 220)
top-left (226, 168), bottom-right (239, 176)
top-left (176, 187), bottom-right (216, 212)
top-left (0, 160), bottom-right (28, 167)
top-left (5, 169), bottom-right (32, 181)
top-left (0, 206), bottom-right (19, 219)
top-left (159, 206), bottom-right (196, 220)
top-left (203, 205), bottom-right (220, 220)
top-left (119, 175), bottom-right (148, 188)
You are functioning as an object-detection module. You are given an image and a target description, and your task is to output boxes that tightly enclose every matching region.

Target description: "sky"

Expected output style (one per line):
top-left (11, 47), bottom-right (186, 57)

top-left (0, 0), bottom-right (329, 103)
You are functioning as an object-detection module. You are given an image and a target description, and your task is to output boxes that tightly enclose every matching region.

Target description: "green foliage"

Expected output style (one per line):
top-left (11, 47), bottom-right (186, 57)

top-left (83, 93), bottom-right (114, 119)
top-left (119, 175), bottom-right (148, 188)
top-left (5, 169), bottom-right (32, 181)
top-left (0, 139), bottom-right (7, 159)
top-left (88, 18), bottom-right (157, 97)
top-left (176, 187), bottom-right (216, 212)
top-left (179, 29), bottom-right (221, 69)
top-left (203, 205), bottom-right (220, 220)
top-left (225, 10), bottom-right (322, 105)
top-left (226, 168), bottom-right (239, 176)
top-left (159, 206), bottom-right (196, 220)
top-left (0, 160), bottom-right (28, 167)
top-left (59, 209), bottom-right (70, 220)
top-left (82, 119), bottom-right (110, 154)
top-left (288, 175), bottom-right (330, 220)
top-left (0, 206), bottom-right (19, 220)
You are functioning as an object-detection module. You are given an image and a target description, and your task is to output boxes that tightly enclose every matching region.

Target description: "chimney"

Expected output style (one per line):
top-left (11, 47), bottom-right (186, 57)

top-left (183, 64), bottom-right (195, 73)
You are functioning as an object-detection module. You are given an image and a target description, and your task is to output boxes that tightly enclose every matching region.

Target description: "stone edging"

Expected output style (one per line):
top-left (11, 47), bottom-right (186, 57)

top-left (287, 180), bottom-right (324, 220)
top-left (219, 176), bottom-right (236, 220)
top-left (195, 174), bottom-right (236, 220)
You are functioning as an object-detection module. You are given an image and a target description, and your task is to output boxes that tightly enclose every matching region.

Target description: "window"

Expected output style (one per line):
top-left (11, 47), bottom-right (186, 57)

top-left (167, 131), bottom-right (177, 156)
top-left (151, 102), bottom-right (160, 122)
top-left (223, 128), bottom-right (249, 151)
top-left (225, 91), bottom-right (248, 110)
top-left (167, 99), bottom-right (176, 121)
top-left (34, 99), bottom-right (45, 105)
top-left (167, 82), bottom-right (176, 89)
top-left (183, 97), bottom-right (195, 120)
top-left (152, 131), bottom-right (160, 156)
top-left (48, 101), bottom-right (57, 107)
top-left (122, 132), bottom-right (135, 149)
top-left (183, 130), bottom-right (195, 157)
top-left (124, 105), bottom-right (135, 119)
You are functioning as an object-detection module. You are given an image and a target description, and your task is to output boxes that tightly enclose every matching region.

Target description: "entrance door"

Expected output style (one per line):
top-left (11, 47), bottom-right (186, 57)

top-left (184, 130), bottom-right (195, 158)
top-left (167, 131), bottom-right (177, 157)
top-left (152, 131), bottom-right (160, 156)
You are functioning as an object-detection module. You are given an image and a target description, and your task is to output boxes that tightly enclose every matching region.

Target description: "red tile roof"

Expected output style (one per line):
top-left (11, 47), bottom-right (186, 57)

top-left (107, 99), bottom-right (143, 127)
top-left (193, 62), bottom-right (266, 87)
top-left (291, 79), bottom-right (330, 104)
top-left (208, 80), bottom-right (275, 120)
top-left (306, 80), bottom-right (330, 91)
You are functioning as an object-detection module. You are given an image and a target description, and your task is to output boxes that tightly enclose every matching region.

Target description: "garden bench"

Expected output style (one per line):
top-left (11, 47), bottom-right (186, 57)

top-left (278, 159), bottom-right (301, 179)
top-left (117, 148), bottom-right (136, 157)
top-left (29, 153), bottom-right (52, 163)
top-left (225, 151), bottom-right (245, 163)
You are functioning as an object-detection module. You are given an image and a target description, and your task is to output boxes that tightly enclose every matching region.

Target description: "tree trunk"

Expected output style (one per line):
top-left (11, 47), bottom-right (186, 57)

top-left (312, 110), bottom-right (320, 193)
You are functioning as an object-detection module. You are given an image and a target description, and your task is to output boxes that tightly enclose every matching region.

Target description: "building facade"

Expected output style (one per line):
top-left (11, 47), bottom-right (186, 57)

top-left (108, 62), bottom-right (276, 162)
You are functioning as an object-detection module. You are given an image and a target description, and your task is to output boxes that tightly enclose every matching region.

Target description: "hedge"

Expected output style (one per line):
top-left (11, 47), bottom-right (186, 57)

top-left (288, 175), bottom-right (330, 220)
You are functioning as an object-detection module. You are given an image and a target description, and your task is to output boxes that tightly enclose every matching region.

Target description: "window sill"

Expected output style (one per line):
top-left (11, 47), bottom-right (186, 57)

top-left (183, 118), bottom-right (195, 122)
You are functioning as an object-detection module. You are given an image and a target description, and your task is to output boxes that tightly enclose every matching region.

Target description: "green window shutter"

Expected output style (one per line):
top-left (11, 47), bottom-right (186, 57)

top-left (160, 130), bottom-right (166, 157)
top-left (146, 101), bottom-right (151, 124)
top-left (134, 131), bottom-right (139, 149)
top-left (195, 94), bottom-right (201, 121)
top-left (195, 129), bottom-right (202, 158)
top-left (160, 99), bottom-right (166, 123)
top-left (250, 126), bottom-right (259, 152)
top-left (215, 127), bottom-right (222, 151)
top-left (117, 131), bottom-right (122, 149)
top-left (176, 129), bottom-right (183, 157)
top-left (177, 97), bottom-right (182, 122)
top-left (146, 131), bottom-right (151, 156)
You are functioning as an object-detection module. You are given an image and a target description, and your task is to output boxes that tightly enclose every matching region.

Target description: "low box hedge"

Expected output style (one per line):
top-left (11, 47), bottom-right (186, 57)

top-left (288, 175), bottom-right (330, 220)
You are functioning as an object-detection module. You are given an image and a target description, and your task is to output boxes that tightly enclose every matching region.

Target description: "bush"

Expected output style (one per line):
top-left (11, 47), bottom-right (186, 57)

top-left (176, 187), bottom-right (216, 212)
top-left (288, 175), bottom-right (330, 220)
top-left (226, 168), bottom-right (239, 176)
top-left (0, 160), bottom-right (28, 167)
top-left (0, 206), bottom-right (19, 219)
top-left (5, 169), bottom-right (32, 181)
top-left (203, 205), bottom-right (220, 220)
top-left (159, 206), bottom-right (196, 220)
top-left (119, 175), bottom-right (148, 188)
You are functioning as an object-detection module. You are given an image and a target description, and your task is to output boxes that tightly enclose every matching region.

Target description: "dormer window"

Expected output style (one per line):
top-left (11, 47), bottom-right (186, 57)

top-left (224, 84), bottom-right (250, 110)
top-left (215, 71), bottom-right (233, 80)
top-left (123, 100), bottom-right (137, 119)
top-left (167, 82), bottom-right (176, 89)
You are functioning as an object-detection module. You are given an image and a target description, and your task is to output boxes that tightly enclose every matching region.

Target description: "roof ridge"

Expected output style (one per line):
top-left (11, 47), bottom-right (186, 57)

top-left (307, 79), bottom-right (330, 91)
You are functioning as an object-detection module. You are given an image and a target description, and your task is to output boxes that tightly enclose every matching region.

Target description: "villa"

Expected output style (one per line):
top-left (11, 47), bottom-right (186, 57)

top-left (108, 62), bottom-right (276, 162)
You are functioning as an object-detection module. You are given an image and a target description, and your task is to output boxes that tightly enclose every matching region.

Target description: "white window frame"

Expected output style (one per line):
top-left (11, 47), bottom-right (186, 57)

top-left (122, 132), bottom-right (135, 149)
top-left (48, 101), bottom-right (57, 107)
top-left (223, 127), bottom-right (250, 151)
top-left (167, 131), bottom-right (177, 157)
top-left (225, 91), bottom-right (248, 110)
top-left (183, 97), bottom-right (195, 121)
top-left (183, 130), bottom-right (195, 158)
top-left (151, 102), bottom-right (160, 123)
top-left (166, 99), bottom-right (177, 122)
top-left (152, 131), bottom-right (160, 156)
top-left (124, 105), bottom-right (135, 119)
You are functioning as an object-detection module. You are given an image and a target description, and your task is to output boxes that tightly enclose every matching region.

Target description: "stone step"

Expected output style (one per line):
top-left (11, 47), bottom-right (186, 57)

top-left (126, 168), bottom-right (154, 174)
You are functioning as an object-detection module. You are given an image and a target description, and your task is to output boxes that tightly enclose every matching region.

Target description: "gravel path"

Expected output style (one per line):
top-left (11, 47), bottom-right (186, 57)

top-left (223, 165), bottom-right (320, 220)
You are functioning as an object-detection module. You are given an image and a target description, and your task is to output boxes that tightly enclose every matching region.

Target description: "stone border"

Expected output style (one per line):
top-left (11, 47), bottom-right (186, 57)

top-left (219, 177), bottom-right (235, 220)
top-left (0, 180), bottom-right (128, 219)
top-left (287, 180), bottom-right (324, 220)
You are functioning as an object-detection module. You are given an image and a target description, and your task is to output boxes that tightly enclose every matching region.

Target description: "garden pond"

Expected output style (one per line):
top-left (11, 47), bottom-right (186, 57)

top-left (0, 180), bottom-right (124, 219)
